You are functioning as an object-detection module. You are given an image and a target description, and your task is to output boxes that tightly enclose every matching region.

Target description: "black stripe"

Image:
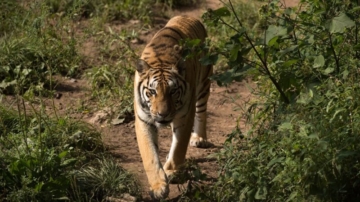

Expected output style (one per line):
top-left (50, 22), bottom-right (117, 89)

top-left (180, 113), bottom-right (187, 119)
top-left (160, 34), bottom-right (179, 41)
top-left (137, 114), bottom-right (157, 130)
top-left (198, 81), bottom-right (210, 96)
top-left (148, 61), bottom-right (159, 66)
top-left (197, 90), bottom-right (209, 100)
top-left (138, 80), bottom-right (150, 110)
top-left (162, 27), bottom-right (184, 39)
top-left (153, 43), bottom-right (167, 50)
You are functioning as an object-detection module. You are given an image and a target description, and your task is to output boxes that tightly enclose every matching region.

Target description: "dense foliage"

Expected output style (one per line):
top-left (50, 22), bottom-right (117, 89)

top-left (199, 0), bottom-right (360, 201)
top-left (0, 105), bottom-right (140, 201)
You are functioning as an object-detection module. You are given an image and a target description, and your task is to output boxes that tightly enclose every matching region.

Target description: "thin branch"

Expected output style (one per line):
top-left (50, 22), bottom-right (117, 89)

top-left (328, 32), bottom-right (340, 74)
top-left (227, 0), bottom-right (290, 104)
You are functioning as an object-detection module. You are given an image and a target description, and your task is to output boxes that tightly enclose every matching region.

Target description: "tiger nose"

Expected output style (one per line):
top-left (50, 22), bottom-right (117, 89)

top-left (157, 111), bottom-right (169, 118)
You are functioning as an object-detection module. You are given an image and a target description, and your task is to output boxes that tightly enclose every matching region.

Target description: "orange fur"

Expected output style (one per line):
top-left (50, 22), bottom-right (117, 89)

top-left (134, 15), bottom-right (213, 199)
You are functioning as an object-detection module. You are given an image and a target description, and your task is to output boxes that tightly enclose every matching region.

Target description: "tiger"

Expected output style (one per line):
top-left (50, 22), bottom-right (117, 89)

top-left (134, 15), bottom-right (213, 199)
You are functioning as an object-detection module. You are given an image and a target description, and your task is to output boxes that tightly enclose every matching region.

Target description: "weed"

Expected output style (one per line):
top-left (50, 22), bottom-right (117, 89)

top-left (72, 158), bottom-right (141, 201)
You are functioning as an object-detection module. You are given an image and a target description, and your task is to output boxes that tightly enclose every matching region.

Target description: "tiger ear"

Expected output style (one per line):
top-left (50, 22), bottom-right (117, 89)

top-left (136, 59), bottom-right (150, 73)
top-left (174, 59), bottom-right (186, 77)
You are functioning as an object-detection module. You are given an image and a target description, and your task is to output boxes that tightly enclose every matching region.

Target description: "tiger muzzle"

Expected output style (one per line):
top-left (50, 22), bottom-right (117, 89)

top-left (154, 112), bottom-right (172, 124)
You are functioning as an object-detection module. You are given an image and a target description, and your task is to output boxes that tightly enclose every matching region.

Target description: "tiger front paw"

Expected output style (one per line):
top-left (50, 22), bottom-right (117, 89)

top-left (164, 169), bottom-right (177, 182)
top-left (149, 181), bottom-right (169, 200)
top-left (190, 134), bottom-right (211, 148)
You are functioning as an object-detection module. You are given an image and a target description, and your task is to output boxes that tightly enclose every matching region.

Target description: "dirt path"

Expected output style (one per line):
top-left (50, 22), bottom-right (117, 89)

top-left (101, 0), bottom-right (248, 200)
top-left (101, 0), bottom-right (299, 200)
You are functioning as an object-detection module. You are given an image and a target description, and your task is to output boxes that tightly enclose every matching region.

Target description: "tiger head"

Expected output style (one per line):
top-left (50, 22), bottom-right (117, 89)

top-left (136, 59), bottom-right (186, 126)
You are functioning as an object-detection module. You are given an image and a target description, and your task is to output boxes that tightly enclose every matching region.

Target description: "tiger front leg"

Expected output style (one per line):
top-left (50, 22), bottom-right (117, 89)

top-left (163, 117), bottom-right (193, 179)
top-left (135, 118), bottom-right (169, 199)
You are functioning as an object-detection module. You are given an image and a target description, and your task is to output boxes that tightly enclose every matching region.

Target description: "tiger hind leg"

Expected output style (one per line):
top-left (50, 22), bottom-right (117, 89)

top-left (190, 83), bottom-right (211, 148)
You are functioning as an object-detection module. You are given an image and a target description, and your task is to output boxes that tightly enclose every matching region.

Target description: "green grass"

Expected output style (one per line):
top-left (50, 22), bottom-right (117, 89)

top-left (0, 103), bottom-right (140, 201)
top-left (0, 1), bottom-right (81, 95)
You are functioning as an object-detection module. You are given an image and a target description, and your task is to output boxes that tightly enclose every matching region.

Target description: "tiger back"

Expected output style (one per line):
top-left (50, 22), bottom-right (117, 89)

top-left (134, 15), bottom-right (213, 199)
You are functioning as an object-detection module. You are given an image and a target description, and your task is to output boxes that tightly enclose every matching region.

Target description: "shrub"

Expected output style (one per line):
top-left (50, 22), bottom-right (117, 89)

top-left (0, 104), bottom-right (139, 201)
top-left (200, 0), bottom-right (360, 201)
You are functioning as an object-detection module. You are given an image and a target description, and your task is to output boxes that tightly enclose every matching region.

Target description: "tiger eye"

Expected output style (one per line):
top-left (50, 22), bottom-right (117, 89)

top-left (149, 89), bottom-right (156, 95)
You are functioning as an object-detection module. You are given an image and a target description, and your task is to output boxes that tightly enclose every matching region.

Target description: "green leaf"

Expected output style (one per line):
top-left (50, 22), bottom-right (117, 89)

top-left (268, 36), bottom-right (279, 47)
top-left (309, 89), bottom-right (313, 98)
top-left (35, 182), bottom-right (44, 192)
top-left (200, 54), bottom-right (218, 66)
top-left (286, 191), bottom-right (298, 202)
top-left (255, 186), bottom-right (267, 200)
top-left (323, 67), bottom-right (334, 75)
top-left (61, 158), bottom-right (77, 167)
top-left (336, 150), bottom-right (357, 159)
top-left (330, 108), bottom-right (345, 123)
top-left (350, 6), bottom-right (360, 12)
top-left (278, 122), bottom-right (292, 131)
top-left (317, 140), bottom-right (328, 151)
top-left (354, 44), bottom-right (360, 51)
top-left (265, 25), bottom-right (287, 44)
top-left (307, 133), bottom-right (319, 139)
top-left (313, 55), bottom-right (325, 68)
top-left (212, 7), bottom-right (231, 17)
top-left (282, 59), bottom-right (298, 67)
top-left (267, 157), bottom-right (285, 167)
top-left (58, 151), bottom-right (68, 159)
top-left (210, 71), bottom-right (232, 86)
top-left (229, 44), bottom-right (240, 61)
top-left (280, 45), bottom-right (298, 57)
top-left (184, 38), bottom-right (201, 46)
top-left (328, 13), bottom-right (355, 33)
top-left (342, 69), bottom-right (349, 79)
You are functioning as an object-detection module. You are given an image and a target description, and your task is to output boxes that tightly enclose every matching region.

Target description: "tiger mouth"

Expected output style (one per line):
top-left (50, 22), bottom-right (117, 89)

top-left (156, 120), bottom-right (171, 125)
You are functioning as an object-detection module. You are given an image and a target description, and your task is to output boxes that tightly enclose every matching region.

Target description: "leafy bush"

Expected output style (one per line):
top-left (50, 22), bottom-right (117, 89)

top-left (0, 105), bottom-right (139, 201)
top-left (204, 0), bottom-right (261, 74)
top-left (200, 0), bottom-right (360, 201)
